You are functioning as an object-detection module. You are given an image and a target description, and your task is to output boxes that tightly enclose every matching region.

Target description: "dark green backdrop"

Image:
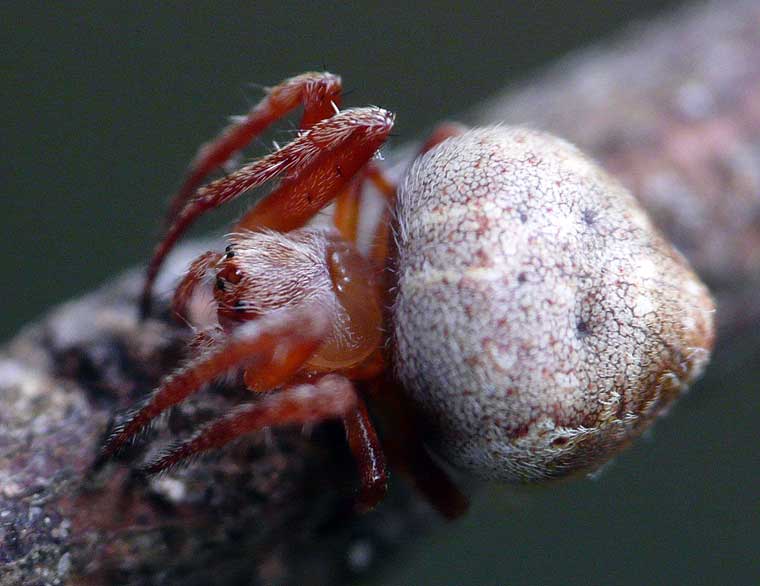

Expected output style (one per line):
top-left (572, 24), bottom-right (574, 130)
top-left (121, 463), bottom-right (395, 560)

top-left (3, 3), bottom-right (757, 585)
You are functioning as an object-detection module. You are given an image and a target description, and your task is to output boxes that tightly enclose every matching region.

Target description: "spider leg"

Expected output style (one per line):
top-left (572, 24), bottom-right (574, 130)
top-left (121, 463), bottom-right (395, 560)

top-left (333, 172), bottom-right (364, 243)
top-left (343, 394), bottom-right (388, 511)
top-left (365, 164), bottom-right (397, 276)
top-left (100, 305), bottom-right (331, 461)
top-left (328, 169), bottom-right (389, 510)
top-left (370, 376), bottom-right (469, 520)
top-left (142, 374), bottom-right (357, 475)
top-left (165, 72), bottom-right (342, 223)
top-left (419, 121), bottom-right (468, 155)
top-left (232, 108), bottom-right (394, 233)
top-left (141, 107), bottom-right (393, 317)
top-left (171, 250), bottom-right (222, 322)
top-left (332, 121), bottom-right (461, 261)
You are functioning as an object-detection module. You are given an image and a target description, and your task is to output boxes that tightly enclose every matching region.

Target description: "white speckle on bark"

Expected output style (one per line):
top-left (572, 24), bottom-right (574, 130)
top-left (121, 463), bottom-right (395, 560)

top-left (57, 553), bottom-right (72, 578)
top-left (152, 476), bottom-right (189, 503)
top-left (346, 539), bottom-right (374, 572)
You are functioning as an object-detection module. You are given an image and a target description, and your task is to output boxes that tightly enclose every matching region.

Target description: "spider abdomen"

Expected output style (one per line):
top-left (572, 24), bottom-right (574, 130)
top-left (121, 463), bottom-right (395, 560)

top-left (392, 127), bottom-right (714, 482)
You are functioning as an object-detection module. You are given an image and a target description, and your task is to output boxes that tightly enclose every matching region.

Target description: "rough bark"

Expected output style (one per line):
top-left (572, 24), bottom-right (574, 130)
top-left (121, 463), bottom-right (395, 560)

top-left (2, 1), bottom-right (759, 584)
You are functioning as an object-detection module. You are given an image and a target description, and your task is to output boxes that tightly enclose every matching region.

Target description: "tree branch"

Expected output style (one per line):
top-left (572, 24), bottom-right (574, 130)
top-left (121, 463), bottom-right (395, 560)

top-left (2, 1), bottom-right (759, 584)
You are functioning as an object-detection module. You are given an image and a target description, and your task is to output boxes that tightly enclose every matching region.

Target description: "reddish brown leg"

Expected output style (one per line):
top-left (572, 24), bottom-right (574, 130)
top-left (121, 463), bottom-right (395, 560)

top-left (419, 121), bottom-right (468, 154)
top-left (141, 107), bottom-right (393, 317)
top-left (233, 108), bottom-right (394, 233)
top-left (333, 175), bottom-right (364, 243)
top-left (100, 306), bottom-right (331, 461)
top-left (369, 377), bottom-right (469, 520)
top-left (171, 250), bottom-right (221, 322)
top-left (186, 326), bottom-right (224, 356)
top-left (165, 72), bottom-right (342, 223)
top-left (330, 173), bottom-right (389, 507)
top-left (333, 160), bottom-right (395, 248)
top-left (333, 122), bottom-right (460, 263)
top-left (365, 164), bottom-right (396, 199)
top-left (327, 164), bottom-right (387, 379)
top-left (142, 374), bottom-right (357, 474)
top-left (343, 389), bottom-right (388, 512)
top-left (365, 165), bottom-right (397, 275)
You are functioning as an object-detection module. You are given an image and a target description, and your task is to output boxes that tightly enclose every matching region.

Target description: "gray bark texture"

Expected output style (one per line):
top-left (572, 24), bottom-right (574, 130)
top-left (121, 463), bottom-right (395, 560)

top-left (2, 1), bottom-right (759, 584)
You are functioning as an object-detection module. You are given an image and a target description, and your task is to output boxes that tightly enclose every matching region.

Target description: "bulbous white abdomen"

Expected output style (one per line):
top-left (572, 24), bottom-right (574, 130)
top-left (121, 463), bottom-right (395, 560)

top-left (391, 127), bottom-right (714, 481)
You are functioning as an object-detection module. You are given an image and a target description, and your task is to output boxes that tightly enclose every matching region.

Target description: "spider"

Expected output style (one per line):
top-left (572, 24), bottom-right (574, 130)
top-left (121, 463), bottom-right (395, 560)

top-left (100, 71), bottom-right (715, 518)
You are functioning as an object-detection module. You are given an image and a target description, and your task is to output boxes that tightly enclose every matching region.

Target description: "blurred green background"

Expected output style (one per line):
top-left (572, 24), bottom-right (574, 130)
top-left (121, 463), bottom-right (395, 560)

top-left (3, 2), bottom-right (758, 585)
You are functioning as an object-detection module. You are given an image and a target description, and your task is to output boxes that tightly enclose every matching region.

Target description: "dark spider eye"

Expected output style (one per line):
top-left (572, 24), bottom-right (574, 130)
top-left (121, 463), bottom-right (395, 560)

top-left (226, 251), bottom-right (235, 259)
top-left (215, 277), bottom-right (226, 291)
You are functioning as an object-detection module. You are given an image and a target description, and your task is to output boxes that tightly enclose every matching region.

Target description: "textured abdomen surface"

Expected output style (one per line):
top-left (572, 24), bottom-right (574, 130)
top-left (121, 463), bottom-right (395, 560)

top-left (392, 127), bottom-right (714, 481)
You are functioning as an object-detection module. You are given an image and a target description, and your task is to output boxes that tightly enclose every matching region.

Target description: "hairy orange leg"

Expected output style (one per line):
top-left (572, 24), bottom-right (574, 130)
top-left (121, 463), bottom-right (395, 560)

top-left (233, 109), bottom-right (394, 233)
top-left (142, 374), bottom-right (357, 475)
top-left (186, 326), bottom-right (224, 356)
top-left (99, 306), bottom-right (330, 461)
top-left (165, 72), bottom-right (342, 223)
top-left (141, 107), bottom-right (393, 317)
top-left (171, 250), bottom-right (222, 321)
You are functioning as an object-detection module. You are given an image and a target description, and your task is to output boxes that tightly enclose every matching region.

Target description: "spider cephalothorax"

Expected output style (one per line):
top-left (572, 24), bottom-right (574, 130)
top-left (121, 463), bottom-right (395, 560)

top-left (101, 72), bottom-right (714, 517)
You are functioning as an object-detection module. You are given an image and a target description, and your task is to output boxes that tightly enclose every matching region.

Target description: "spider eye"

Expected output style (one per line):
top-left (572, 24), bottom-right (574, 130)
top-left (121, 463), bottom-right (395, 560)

top-left (217, 264), bottom-right (243, 285)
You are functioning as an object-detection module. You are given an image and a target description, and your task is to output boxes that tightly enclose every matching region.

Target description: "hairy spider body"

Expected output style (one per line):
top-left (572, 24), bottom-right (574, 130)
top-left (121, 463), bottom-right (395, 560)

top-left (101, 72), bottom-right (714, 517)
